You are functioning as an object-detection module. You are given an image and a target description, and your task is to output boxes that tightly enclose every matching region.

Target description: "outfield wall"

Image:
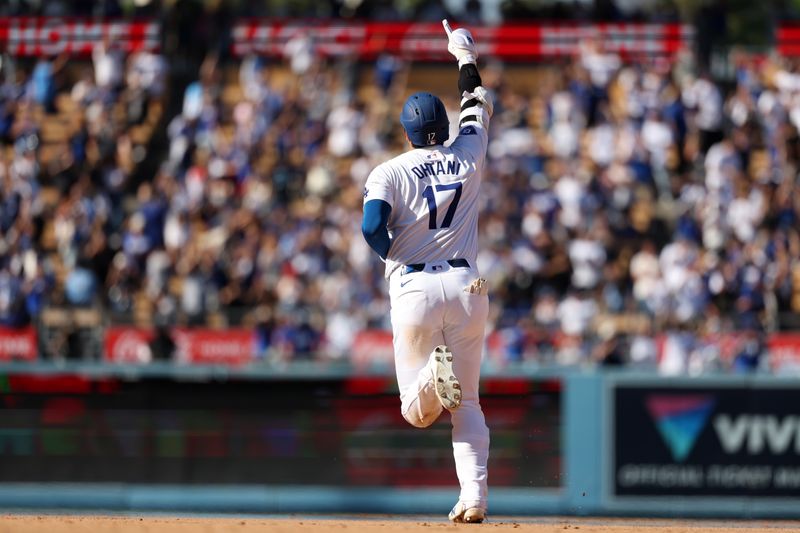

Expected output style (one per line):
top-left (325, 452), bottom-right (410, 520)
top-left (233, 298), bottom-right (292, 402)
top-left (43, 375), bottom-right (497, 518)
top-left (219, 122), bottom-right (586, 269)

top-left (0, 363), bottom-right (799, 517)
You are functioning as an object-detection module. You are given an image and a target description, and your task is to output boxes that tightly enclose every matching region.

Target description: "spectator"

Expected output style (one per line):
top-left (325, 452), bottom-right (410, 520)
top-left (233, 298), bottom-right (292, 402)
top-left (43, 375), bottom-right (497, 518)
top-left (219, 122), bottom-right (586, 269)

top-left (64, 263), bottom-right (97, 306)
top-left (2, 13), bottom-right (800, 373)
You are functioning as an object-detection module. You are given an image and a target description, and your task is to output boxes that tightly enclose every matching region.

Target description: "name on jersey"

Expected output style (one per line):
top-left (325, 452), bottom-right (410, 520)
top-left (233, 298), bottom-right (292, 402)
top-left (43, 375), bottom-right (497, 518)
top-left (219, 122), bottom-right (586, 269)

top-left (410, 160), bottom-right (461, 180)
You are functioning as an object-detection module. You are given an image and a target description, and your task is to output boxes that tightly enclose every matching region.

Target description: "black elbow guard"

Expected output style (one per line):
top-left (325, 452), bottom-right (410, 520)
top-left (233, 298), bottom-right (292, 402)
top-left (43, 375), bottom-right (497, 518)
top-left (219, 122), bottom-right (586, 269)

top-left (458, 63), bottom-right (482, 95)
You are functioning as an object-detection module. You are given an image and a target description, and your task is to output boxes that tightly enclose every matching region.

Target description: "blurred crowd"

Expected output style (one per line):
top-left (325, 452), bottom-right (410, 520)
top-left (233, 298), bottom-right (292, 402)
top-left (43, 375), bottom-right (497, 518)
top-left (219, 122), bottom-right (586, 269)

top-left (2, 25), bottom-right (800, 372)
top-left (0, 46), bottom-right (165, 332)
top-left (480, 44), bottom-right (800, 374)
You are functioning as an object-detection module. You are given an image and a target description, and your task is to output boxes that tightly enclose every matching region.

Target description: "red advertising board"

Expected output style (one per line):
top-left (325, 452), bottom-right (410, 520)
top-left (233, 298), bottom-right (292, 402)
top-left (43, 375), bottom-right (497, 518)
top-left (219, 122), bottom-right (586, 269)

top-left (0, 18), bottom-right (693, 60)
top-left (766, 333), bottom-right (800, 370)
top-left (104, 327), bottom-right (155, 364)
top-left (0, 18), bottom-right (159, 56)
top-left (232, 21), bottom-right (693, 60)
top-left (778, 26), bottom-right (800, 56)
top-left (0, 326), bottom-right (37, 361)
top-left (173, 328), bottom-right (254, 366)
top-left (105, 327), bottom-right (255, 366)
top-left (101, 326), bottom-right (800, 369)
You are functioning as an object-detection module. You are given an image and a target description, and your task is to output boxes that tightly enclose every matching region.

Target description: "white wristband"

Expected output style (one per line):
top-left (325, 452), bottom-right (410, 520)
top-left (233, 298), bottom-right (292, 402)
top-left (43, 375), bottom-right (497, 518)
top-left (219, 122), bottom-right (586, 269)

top-left (458, 54), bottom-right (477, 68)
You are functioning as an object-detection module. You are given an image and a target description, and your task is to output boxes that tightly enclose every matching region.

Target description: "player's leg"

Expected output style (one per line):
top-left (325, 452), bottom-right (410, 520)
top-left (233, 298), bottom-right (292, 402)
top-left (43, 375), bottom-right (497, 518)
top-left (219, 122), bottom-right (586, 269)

top-left (441, 269), bottom-right (490, 517)
top-left (390, 272), bottom-right (446, 428)
top-left (394, 325), bottom-right (447, 428)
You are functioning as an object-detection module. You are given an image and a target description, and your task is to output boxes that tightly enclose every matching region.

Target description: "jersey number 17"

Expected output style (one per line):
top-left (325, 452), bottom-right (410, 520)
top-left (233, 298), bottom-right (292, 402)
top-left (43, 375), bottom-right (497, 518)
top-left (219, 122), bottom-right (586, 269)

top-left (422, 182), bottom-right (463, 230)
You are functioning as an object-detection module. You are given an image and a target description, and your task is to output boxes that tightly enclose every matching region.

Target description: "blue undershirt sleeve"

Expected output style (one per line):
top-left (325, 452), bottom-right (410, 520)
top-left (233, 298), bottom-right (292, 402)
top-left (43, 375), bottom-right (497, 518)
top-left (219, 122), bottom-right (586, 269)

top-left (361, 199), bottom-right (392, 260)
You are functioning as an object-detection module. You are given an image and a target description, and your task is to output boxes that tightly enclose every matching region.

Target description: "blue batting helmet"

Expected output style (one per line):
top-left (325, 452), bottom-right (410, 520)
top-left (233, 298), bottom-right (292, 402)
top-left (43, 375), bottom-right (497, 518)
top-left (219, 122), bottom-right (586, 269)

top-left (400, 92), bottom-right (449, 147)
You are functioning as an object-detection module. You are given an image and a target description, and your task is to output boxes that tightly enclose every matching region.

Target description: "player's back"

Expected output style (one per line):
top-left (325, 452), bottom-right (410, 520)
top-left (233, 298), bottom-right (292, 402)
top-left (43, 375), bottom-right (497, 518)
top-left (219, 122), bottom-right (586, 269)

top-left (364, 125), bottom-right (488, 277)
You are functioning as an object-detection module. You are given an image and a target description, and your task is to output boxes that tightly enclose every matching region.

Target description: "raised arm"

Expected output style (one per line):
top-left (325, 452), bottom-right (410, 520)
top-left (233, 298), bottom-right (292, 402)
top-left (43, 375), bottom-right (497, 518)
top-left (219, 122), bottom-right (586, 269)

top-left (443, 20), bottom-right (493, 128)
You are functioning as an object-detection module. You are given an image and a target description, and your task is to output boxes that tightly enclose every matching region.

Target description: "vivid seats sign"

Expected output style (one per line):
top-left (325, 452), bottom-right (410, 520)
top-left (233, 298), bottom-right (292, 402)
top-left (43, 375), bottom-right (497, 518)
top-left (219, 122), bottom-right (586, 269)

top-left (105, 327), bottom-right (254, 366)
top-left (231, 21), bottom-right (693, 60)
top-left (0, 18), bottom-right (159, 56)
top-left (613, 383), bottom-right (800, 498)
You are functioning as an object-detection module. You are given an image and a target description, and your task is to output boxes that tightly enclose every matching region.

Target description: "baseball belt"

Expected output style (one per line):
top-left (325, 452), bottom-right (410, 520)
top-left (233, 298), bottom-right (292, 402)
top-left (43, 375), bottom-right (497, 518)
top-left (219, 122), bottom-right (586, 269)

top-left (401, 258), bottom-right (470, 276)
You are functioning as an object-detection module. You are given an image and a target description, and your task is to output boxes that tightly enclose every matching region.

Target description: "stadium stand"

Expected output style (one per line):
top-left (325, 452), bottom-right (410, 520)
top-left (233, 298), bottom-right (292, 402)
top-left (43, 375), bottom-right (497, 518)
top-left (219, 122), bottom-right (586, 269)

top-left (0, 3), bottom-right (798, 373)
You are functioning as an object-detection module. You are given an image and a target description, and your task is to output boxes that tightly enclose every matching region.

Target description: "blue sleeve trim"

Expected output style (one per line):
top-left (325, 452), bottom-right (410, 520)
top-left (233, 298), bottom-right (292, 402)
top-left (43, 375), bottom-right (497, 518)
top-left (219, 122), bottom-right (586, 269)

top-left (362, 199), bottom-right (392, 260)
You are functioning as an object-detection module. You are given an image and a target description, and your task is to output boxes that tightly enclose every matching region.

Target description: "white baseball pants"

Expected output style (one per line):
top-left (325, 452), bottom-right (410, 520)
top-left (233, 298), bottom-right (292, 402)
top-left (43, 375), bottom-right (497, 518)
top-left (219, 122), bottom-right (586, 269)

top-left (388, 260), bottom-right (490, 510)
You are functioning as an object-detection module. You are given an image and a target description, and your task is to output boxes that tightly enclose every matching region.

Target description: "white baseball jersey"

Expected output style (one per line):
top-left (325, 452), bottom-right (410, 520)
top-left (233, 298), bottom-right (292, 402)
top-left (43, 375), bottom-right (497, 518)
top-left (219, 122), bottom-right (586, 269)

top-left (365, 84), bottom-right (493, 513)
top-left (363, 122), bottom-right (488, 278)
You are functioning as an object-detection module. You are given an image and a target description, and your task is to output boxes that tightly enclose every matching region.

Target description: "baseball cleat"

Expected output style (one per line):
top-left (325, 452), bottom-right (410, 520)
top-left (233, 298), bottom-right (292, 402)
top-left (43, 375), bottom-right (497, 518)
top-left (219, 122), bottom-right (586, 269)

top-left (449, 502), bottom-right (487, 523)
top-left (431, 345), bottom-right (461, 410)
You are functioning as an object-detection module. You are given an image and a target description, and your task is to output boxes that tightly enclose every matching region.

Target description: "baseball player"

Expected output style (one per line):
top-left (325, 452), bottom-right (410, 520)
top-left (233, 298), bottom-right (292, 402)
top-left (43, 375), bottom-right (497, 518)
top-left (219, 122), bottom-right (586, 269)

top-left (361, 20), bottom-right (492, 523)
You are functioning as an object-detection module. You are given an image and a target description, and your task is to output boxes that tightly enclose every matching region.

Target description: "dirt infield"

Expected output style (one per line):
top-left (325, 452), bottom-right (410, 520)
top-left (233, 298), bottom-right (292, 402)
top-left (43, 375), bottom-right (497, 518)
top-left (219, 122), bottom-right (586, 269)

top-left (4, 515), bottom-right (800, 533)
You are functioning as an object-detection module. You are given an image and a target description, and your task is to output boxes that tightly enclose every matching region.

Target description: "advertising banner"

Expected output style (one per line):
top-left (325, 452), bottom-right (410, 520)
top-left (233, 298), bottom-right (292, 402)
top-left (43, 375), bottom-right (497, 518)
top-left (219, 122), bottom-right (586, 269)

top-left (778, 26), bottom-right (800, 56)
top-left (0, 326), bottom-right (37, 361)
top-left (767, 333), bottom-right (800, 370)
top-left (105, 327), bottom-right (255, 366)
top-left (613, 383), bottom-right (800, 497)
top-left (0, 373), bottom-right (561, 488)
top-left (232, 21), bottom-right (692, 60)
top-left (173, 328), bottom-right (254, 366)
top-left (104, 327), bottom-right (154, 364)
top-left (0, 18), bottom-right (159, 56)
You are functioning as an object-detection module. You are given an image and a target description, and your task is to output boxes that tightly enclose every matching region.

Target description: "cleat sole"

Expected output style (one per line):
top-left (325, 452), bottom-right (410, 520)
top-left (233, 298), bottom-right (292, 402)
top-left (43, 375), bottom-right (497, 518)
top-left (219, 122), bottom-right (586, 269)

top-left (432, 346), bottom-right (461, 410)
